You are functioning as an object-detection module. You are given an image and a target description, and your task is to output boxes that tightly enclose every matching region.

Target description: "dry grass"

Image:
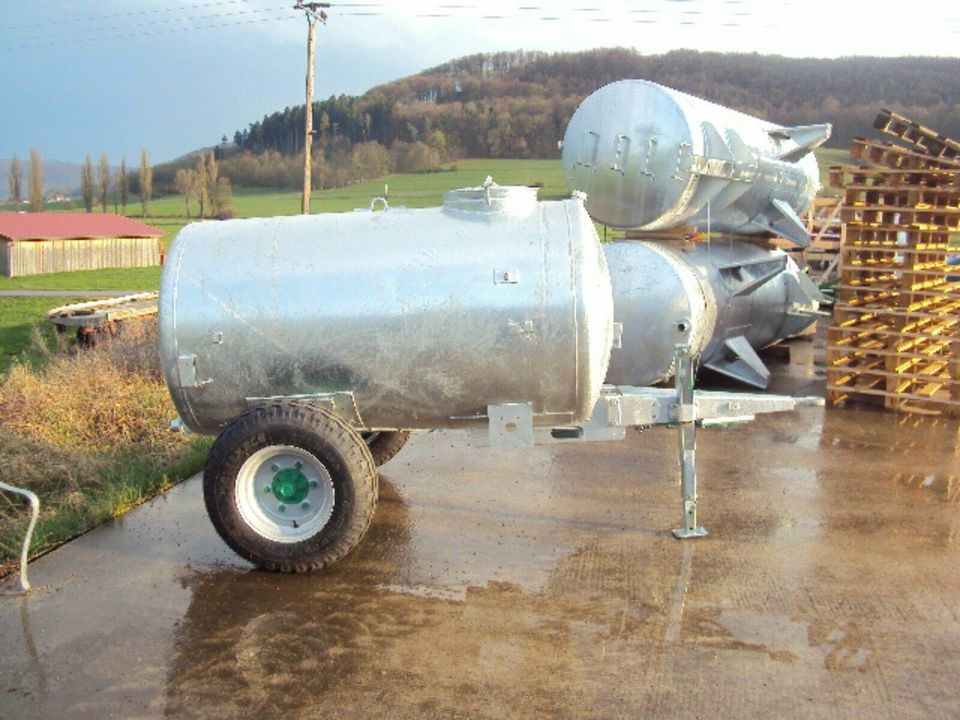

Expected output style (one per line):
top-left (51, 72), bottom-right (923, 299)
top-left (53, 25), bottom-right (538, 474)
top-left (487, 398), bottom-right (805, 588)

top-left (0, 321), bottom-right (210, 574)
top-left (1, 323), bottom-right (174, 451)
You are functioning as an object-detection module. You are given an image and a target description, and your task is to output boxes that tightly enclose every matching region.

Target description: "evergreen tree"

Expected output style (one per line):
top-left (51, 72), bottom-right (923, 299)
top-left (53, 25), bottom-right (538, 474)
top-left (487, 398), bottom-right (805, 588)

top-left (81, 155), bottom-right (95, 212)
top-left (98, 153), bottom-right (110, 213)
top-left (139, 149), bottom-right (153, 217)
top-left (28, 148), bottom-right (43, 212)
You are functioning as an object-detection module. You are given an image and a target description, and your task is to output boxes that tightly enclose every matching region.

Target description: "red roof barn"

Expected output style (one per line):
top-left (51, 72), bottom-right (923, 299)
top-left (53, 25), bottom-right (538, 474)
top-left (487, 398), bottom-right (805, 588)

top-left (0, 213), bottom-right (164, 277)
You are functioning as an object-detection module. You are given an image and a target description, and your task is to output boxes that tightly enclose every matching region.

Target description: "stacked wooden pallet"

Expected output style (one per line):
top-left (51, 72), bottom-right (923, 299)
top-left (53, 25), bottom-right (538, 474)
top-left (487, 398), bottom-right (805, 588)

top-left (804, 197), bottom-right (844, 284)
top-left (826, 116), bottom-right (960, 415)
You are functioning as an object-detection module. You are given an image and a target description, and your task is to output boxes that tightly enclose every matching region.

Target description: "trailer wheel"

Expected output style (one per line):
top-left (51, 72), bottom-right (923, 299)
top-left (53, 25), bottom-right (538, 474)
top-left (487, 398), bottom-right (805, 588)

top-left (362, 431), bottom-right (411, 466)
top-left (203, 402), bottom-right (378, 572)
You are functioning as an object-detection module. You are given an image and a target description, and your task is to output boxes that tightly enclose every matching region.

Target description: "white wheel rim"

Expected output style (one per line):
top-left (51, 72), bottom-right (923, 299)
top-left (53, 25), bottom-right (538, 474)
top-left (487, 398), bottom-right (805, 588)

top-left (235, 445), bottom-right (335, 543)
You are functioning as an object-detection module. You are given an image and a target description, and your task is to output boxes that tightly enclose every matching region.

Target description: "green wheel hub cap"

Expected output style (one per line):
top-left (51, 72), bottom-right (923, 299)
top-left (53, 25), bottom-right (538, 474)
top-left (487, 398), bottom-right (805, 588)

top-left (271, 467), bottom-right (310, 504)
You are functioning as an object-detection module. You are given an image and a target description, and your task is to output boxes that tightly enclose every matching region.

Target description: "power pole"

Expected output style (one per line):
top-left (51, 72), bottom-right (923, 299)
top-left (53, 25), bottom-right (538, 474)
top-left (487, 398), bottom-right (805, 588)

top-left (295, 2), bottom-right (329, 214)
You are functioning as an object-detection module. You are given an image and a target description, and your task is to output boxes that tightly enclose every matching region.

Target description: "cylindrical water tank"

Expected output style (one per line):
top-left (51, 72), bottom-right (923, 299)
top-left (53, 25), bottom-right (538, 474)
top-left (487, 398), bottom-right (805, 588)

top-left (562, 80), bottom-right (829, 246)
top-left (602, 241), bottom-right (716, 386)
top-left (604, 239), bottom-right (822, 388)
top-left (159, 186), bottom-right (614, 434)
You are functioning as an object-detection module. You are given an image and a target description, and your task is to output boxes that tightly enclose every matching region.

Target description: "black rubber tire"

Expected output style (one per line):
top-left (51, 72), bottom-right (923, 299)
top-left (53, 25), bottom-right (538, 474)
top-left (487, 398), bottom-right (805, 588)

top-left (203, 401), bottom-right (378, 573)
top-left (362, 431), bottom-right (411, 466)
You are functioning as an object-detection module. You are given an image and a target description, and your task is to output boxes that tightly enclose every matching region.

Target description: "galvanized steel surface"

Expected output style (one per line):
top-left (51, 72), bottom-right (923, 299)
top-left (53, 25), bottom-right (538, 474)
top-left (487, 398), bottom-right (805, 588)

top-left (562, 80), bottom-right (829, 245)
top-left (604, 239), bottom-right (821, 388)
top-left (690, 240), bottom-right (821, 362)
top-left (602, 240), bottom-right (716, 387)
top-left (160, 187), bottom-right (614, 434)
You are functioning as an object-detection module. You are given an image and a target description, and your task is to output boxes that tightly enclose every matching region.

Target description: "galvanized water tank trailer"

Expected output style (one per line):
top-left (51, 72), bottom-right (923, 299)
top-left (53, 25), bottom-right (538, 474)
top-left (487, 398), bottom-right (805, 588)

top-left (159, 185), bottom-right (614, 572)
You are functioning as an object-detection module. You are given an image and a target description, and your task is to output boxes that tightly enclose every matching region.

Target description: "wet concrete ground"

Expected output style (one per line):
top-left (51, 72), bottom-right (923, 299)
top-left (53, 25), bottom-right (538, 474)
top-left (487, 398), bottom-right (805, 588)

top-left (2, 352), bottom-right (959, 719)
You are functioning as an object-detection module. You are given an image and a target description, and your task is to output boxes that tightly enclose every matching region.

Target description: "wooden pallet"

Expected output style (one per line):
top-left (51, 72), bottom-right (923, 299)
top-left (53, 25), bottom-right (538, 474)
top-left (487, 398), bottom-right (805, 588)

top-left (849, 137), bottom-right (960, 171)
top-left (826, 114), bottom-right (960, 415)
top-left (874, 109), bottom-right (960, 163)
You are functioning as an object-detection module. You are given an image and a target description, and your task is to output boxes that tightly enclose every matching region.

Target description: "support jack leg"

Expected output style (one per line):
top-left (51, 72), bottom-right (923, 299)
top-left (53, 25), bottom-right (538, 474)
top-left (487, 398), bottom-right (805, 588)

top-left (672, 345), bottom-right (708, 540)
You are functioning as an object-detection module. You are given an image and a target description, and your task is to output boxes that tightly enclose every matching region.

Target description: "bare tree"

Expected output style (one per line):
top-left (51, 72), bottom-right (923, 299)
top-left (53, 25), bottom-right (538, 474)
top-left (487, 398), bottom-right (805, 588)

top-left (81, 154), bottom-right (95, 212)
top-left (7, 155), bottom-right (22, 210)
top-left (28, 148), bottom-right (43, 212)
top-left (205, 151), bottom-right (228, 217)
top-left (174, 168), bottom-right (195, 218)
top-left (117, 157), bottom-right (129, 214)
top-left (206, 151), bottom-right (218, 195)
top-left (212, 176), bottom-right (235, 219)
top-left (98, 153), bottom-right (110, 213)
top-left (139, 148), bottom-right (153, 217)
top-left (195, 154), bottom-right (209, 219)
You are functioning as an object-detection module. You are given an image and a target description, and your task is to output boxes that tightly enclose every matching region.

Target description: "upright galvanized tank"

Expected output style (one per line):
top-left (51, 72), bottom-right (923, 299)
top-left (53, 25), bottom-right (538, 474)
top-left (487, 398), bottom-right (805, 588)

top-left (159, 185), bottom-right (614, 434)
top-left (562, 80), bottom-right (830, 246)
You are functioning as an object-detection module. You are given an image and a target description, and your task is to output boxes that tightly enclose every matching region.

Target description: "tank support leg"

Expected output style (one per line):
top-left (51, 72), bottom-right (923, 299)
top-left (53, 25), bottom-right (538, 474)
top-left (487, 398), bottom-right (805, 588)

top-left (672, 345), bottom-right (708, 539)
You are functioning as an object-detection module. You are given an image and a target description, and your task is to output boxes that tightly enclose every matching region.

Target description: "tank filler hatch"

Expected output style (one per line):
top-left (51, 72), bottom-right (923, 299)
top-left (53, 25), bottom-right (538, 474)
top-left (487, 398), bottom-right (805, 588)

top-left (442, 177), bottom-right (539, 216)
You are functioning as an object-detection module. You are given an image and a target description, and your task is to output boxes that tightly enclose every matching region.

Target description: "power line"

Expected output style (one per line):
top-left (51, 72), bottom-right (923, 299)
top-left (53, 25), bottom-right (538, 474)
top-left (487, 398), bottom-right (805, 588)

top-left (12, 9), bottom-right (298, 45)
top-left (3, 0), bottom-right (276, 31)
top-left (0, 1), bottom-right (855, 53)
top-left (0, 13), bottom-right (299, 51)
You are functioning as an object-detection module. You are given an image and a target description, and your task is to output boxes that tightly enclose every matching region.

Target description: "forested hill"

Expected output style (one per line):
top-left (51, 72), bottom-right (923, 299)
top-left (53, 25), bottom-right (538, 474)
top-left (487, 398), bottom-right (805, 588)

top-left (232, 48), bottom-right (960, 160)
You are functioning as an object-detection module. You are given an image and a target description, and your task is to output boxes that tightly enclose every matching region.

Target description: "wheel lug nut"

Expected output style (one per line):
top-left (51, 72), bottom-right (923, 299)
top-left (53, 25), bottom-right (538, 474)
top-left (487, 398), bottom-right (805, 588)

top-left (310, 480), bottom-right (318, 488)
top-left (301, 502), bottom-right (310, 510)
top-left (271, 464), bottom-right (280, 472)
top-left (264, 486), bottom-right (271, 494)
top-left (294, 462), bottom-right (303, 470)
top-left (278, 504), bottom-right (286, 513)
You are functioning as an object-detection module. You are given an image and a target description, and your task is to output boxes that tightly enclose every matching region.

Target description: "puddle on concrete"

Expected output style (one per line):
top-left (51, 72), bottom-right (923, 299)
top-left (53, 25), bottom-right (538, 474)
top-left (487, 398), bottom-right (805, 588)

top-left (683, 608), bottom-right (876, 673)
top-left (891, 472), bottom-right (960, 504)
top-left (160, 566), bottom-right (663, 719)
top-left (819, 408), bottom-right (960, 455)
top-left (683, 607), bottom-right (803, 663)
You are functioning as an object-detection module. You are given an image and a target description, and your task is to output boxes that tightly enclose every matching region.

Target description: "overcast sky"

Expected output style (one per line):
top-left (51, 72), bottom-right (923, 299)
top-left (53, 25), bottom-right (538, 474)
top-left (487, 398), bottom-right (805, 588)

top-left (2, 0), bottom-right (959, 164)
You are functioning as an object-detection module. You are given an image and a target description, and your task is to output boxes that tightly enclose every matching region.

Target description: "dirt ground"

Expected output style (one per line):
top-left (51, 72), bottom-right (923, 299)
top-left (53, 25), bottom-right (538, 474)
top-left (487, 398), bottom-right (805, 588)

top-left (2, 347), bottom-right (959, 719)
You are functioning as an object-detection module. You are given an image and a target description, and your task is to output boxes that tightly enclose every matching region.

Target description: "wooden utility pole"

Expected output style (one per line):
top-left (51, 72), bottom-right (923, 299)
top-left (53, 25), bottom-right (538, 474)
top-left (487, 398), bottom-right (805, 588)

top-left (295, 2), bottom-right (329, 214)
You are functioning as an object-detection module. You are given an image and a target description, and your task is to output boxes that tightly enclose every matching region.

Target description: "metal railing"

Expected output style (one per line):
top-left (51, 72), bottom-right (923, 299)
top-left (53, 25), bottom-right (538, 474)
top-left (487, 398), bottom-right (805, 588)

top-left (0, 482), bottom-right (40, 593)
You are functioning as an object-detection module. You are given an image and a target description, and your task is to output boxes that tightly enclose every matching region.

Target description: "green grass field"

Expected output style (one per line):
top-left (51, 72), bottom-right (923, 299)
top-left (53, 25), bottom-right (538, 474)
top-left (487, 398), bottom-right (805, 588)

top-left (0, 297), bottom-right (82, 373)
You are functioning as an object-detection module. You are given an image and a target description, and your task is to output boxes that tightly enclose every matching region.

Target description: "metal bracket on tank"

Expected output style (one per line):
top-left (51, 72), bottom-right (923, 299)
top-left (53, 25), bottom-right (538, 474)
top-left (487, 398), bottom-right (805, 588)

top-left (176, 354), bottom-right (212, 388)
top-left (487, 403), bottom-right (534, 449)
